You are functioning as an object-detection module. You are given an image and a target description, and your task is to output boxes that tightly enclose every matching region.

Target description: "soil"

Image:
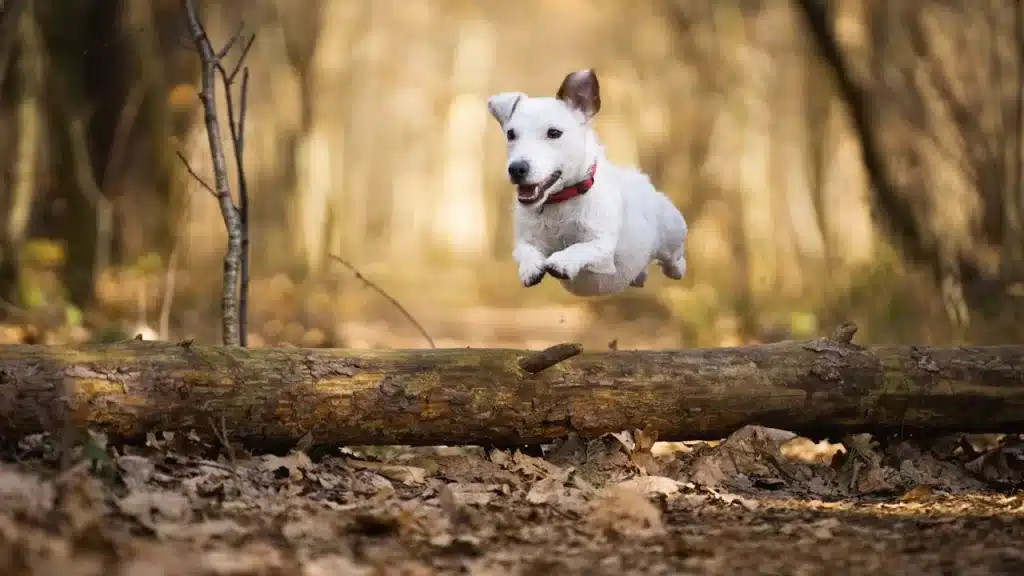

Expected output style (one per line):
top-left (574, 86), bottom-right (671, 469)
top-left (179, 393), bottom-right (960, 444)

top-left (2, 426), bottom-right (1023, 576)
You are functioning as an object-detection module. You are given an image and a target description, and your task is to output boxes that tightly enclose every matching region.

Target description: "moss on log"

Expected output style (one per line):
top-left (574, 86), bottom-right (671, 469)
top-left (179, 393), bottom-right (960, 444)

top-left (0, 333), bottom-right (1023, 448)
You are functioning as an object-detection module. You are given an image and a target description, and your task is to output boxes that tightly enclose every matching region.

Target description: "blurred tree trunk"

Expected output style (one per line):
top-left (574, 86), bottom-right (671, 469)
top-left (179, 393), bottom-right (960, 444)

top-left (794, 0), bottom-right (1024, 339)
top-left (390, 5), bottom-right (451, 266)
top-left (116, 0), bottom-right (180, 269)
top-left (0, 0), bottom-right (29, 71)
top-left (768, 6), bottom-right (825, 297)
top-left (0, 0), bottom-right (41, 307)
top-left (48, 0), bottom-right (116, 305)
top-left (32, 0), bottom-right (165, 309)
top-left (278, 0), bottom-right (327, 275)
top-left (338, 2), bottom-right (375, 262)
top-left (310, 1), bottom-right (359, 274)
top-left (1000, 0), bottom-right (1024, 282)
top-left (433, 15), bottom-right (495, 260)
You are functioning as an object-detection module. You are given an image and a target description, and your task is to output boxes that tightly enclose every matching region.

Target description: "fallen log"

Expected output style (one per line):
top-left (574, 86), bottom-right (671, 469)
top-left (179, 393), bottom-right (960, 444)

top-left (1, 329), bottom-right (1022, 449)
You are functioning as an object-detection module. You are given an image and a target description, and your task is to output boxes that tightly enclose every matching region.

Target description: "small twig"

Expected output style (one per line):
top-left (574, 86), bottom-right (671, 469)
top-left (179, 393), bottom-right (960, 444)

top-left (136, 278), bottom-right (148, 335)
top-left (208, 413), bottom-right (236, 464)
top-left (329, 254), bottom-right (436, 349)
top-left (99, 81), bottom-right (145, 194)
top-left (518, 343), bottom-right (583, 375)
top-left (222, 34), bottom-right (255, 84)
top-left (66, 115), bottom-right (114, 289)
top-left (174, 149), bottom-right (216, 199)
top-left (159, 192), bottom-right (191, 340)
top-left (216, 21), bottom-right (244, 60)
top-left (194, 459), bottom-right (237, 475)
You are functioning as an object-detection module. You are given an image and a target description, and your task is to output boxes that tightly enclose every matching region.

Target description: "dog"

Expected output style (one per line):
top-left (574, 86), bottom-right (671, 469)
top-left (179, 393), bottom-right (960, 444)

top-left (487, 69), bottom-right (688, 297)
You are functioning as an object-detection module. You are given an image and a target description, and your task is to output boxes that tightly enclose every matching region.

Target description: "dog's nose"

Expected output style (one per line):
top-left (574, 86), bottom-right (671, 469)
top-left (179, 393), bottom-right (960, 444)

top-left (508, 160), bottom-right (530, 184)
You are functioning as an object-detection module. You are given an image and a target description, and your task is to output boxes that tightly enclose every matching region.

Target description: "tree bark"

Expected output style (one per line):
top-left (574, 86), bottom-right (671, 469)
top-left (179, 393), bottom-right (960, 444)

top-left (1, 334), bottom-right (1023, 450)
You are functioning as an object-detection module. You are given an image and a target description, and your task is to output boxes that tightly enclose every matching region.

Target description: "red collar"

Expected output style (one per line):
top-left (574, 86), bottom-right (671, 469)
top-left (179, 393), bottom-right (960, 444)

top-left (544, 162), bottom-right (597, 205)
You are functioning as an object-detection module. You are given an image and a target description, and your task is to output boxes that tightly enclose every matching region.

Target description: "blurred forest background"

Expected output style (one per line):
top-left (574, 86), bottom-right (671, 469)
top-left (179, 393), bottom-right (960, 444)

top-left (0, 0), bottom-right (1022, 350)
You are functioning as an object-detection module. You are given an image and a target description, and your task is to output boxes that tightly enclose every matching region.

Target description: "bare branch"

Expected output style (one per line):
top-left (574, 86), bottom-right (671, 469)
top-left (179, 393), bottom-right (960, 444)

top-left (224, 34), bottom-right (255, 84)
top-left (329, 255), bottom-right (436, 349)
top-left (216, 21), bottom-right (244, 60)
top-left (217, 62), bottom-right (251, 346)
top-left (214, 30), bottom-right (253, 348)
top-left (518, 343), bottom-right (583, 375)
top-left (181, 0), bottom-right (244, 346)
top-left (236, 68), bottom-right (250, 347)
top-left (175, 150), bottom-right (217, 199)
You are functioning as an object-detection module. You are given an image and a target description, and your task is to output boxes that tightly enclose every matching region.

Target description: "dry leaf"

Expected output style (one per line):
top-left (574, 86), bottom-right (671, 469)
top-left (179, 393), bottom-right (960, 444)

top-left (118, 490), bottom-right (193, 528)
top-left (302, 555), bottom-right (371, 576)
top-left (690, 425), bottom-right (804, 490)
top-left (509, 450), bottom-right (563, 480)
top-left (259, 451), bottom-right (313, 480)
top-left (117, 455), bottom-right (156, 490)
top-left (586, 486), bottom-right (664, 538)
top-left (900, 485), bottom-right (935, 502)
top-left (350, 471), bottom-right (395, 497)
top-left (347, 460), bottom-right (427, 486)
top-left (442, 482), bottom-right (505, 507)
top-left (526, 472), bottom-right (570, 505)
top-left (710, 489), bottom-right (760, 511)
top-left (614, 476), bottom-right (681, 497)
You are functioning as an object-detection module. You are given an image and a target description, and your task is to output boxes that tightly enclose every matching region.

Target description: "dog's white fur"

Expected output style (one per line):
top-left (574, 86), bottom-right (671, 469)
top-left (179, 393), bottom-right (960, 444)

top-left (488, 69), bottom-right (688, 296)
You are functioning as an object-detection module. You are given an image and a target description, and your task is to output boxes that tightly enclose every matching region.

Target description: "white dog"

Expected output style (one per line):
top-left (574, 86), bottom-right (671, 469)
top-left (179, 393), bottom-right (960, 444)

top-left (487, 69), bottom-right (688, 297)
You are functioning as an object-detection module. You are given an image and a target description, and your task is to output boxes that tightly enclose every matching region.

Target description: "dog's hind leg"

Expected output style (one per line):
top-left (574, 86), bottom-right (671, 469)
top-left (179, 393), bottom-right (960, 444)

top-left (658, 252), bottom-right (686, 280)
top-left (630, 269), bottom-right (648, 287)
top-left (654, 196), bottom-right (688, 281)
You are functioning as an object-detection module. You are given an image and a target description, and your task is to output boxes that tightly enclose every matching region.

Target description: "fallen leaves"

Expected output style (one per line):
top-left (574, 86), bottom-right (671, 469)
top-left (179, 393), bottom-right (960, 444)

top-left (0, 426), bottom-right (1022, 575)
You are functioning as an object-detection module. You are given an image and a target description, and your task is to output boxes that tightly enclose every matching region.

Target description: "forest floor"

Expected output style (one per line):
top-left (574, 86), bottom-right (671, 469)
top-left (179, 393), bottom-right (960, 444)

top-left (2, 426), bottom-right (1023, 575)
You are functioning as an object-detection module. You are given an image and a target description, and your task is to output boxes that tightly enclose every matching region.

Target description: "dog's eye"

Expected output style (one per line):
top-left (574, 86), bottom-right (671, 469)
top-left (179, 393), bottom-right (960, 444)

top-left (546, 128), bottom-right (563, 139)
top-left (506, 129), bottom-right (517, 141)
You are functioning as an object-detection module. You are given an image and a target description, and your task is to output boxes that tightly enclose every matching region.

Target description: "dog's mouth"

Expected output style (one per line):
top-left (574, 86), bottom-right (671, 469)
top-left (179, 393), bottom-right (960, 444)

top-left (517, 171), bottom-right (562, 205)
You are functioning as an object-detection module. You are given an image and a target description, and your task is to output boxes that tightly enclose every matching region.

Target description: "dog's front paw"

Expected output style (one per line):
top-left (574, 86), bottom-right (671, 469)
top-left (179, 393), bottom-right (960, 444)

top-left (543, 253), bottom-right (581, 281)
top-left (519, 262), bottom-right (547, 287)
top-left (544, 263), bottom-right (568, 280)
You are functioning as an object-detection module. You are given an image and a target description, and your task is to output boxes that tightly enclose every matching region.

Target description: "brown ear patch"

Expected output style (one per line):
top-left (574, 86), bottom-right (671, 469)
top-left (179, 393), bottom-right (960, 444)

top-left (556, 69), bottom-right (601, 118)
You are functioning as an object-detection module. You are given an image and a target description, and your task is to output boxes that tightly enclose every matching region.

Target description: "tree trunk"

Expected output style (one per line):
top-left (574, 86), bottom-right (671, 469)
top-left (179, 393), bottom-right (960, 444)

top-left (1, 330), bottom-right (1023, 450)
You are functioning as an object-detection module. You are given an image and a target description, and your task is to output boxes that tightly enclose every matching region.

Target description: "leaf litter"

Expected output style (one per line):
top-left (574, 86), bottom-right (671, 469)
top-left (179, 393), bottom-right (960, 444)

top-left (1, 425), bottom-right (1023, 575)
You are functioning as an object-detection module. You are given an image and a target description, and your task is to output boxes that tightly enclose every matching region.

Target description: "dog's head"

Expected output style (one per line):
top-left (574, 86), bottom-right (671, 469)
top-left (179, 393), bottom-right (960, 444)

top-left (488, 69), bottom-right (601, 207)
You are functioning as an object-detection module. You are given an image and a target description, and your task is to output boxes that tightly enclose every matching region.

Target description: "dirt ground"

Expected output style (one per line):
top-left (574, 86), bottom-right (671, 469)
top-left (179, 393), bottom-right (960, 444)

top-left (2, 426), bottom-right (1023, 576)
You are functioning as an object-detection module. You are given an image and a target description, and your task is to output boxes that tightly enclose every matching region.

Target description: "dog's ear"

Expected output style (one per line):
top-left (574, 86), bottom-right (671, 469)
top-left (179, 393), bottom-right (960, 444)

top-left (488, 92), bottom-right (525, 126)
top-left (556, 69), bottom-right (601, 119)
